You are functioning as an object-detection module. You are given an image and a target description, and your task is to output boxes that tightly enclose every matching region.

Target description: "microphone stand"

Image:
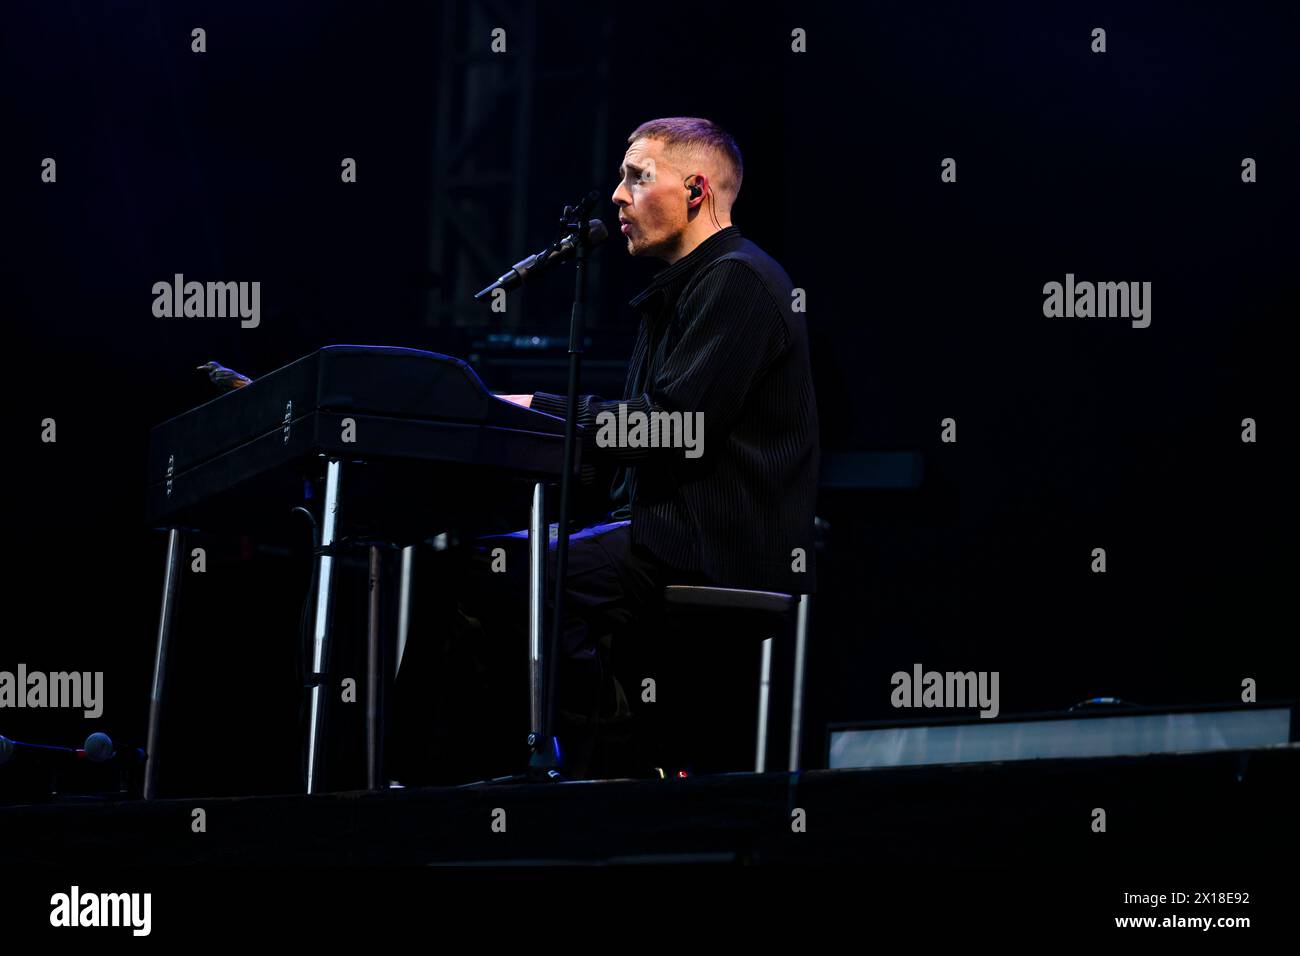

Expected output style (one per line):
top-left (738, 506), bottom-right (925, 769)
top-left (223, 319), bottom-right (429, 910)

top-left (526, 194), bottom-right (598, 781)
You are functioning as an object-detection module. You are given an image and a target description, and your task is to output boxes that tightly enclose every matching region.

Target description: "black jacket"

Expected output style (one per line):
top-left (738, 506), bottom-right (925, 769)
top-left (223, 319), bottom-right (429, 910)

top-left (531, 225), bottom-right (819, 594)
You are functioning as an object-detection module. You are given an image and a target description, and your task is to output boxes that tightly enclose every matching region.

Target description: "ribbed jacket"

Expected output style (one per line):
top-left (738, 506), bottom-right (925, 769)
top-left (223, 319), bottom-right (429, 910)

top-left (531, 226), bottom-right (819, 594)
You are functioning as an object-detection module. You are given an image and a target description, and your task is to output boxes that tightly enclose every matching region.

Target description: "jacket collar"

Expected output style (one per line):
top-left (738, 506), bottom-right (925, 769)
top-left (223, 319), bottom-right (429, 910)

top-left (628, 226), bottom-right (741, 312)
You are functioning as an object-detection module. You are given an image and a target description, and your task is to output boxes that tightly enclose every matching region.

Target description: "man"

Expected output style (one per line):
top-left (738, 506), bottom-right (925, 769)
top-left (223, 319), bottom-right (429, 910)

top-left (399, 117), bottom-right (819, 782)
top-left (503, 116), bottom-right (818, 595)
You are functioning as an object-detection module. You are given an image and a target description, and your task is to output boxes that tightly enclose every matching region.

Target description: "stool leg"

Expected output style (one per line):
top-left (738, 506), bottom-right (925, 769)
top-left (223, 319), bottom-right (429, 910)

top-left (365, 545), bottom-right (383, 792)
top-left (788, 594), bottom-right (811, 772)
top-left (755, 637), bottom-right (773, 773)
top-left (394, 545), bottom-right (414, 678)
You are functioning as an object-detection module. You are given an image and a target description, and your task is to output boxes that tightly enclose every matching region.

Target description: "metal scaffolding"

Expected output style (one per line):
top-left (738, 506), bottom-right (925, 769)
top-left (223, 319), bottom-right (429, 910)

top-left (426, 0), bottom-right (612, 330)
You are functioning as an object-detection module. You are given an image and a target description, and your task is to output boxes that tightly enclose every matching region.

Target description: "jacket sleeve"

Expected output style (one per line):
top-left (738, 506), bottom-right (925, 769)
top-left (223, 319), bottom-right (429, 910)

top-left (530, 258), bottom-right (790, 463)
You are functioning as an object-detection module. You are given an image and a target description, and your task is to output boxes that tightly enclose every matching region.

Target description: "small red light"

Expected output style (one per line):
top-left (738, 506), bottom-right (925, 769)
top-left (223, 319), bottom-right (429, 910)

top-left (677, 770), bottom-right (688, 778)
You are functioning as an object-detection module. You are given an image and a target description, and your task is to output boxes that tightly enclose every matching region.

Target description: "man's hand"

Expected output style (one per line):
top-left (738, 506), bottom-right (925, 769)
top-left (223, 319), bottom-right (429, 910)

top-left (495, 393), bottom-right (533, 409)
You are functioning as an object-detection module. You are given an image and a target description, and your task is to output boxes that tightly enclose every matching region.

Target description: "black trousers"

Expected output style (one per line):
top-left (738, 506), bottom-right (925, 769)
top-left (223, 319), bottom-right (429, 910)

top-left (389, 519), bottom-right (706, 783)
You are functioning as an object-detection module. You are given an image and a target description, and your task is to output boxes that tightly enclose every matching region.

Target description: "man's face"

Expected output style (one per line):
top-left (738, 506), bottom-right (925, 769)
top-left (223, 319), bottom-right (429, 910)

top-left (611, 138), bottom-right (688, 259)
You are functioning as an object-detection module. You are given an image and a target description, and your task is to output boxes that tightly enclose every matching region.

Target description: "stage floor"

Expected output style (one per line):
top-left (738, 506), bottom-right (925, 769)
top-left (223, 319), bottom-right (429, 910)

top-left (4, 745), bottom-right (1296, 866)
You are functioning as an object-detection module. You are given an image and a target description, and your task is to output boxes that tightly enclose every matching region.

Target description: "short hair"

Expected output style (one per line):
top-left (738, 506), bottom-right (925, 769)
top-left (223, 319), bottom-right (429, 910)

top-left (627, 117), bottom-right (744, 203)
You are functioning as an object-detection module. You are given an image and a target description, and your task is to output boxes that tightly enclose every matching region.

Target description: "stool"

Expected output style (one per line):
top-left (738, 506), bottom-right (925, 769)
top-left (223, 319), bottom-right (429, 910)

top-left (660, 586), bottom-right (811, 773)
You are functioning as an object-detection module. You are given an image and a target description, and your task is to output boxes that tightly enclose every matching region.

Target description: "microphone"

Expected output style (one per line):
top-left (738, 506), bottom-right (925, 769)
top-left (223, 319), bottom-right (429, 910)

top-left (474, 219), bottom-right (608, 300)
top-left (79, 732), bottom-right (145, 766)
top-left (82, 732), bottom-right (115, 762)
top-left (0, 733), bottom-right (145, 767)
top-left (196, 360), bottom-right (252, 391)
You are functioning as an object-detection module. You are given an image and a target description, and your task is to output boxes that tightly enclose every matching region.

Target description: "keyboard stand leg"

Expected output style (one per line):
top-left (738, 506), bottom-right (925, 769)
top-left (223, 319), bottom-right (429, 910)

top-left (528, 482), bottom-right (546, 741)
top-left (307, 458), bottom-right (343, 795)
top-left (143, 528), bottom-right (183, 800)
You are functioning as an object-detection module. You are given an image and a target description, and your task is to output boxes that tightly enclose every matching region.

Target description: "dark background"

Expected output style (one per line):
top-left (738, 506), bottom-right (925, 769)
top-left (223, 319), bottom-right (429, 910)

top-left (1, 0), bottom-right (1294, 795)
